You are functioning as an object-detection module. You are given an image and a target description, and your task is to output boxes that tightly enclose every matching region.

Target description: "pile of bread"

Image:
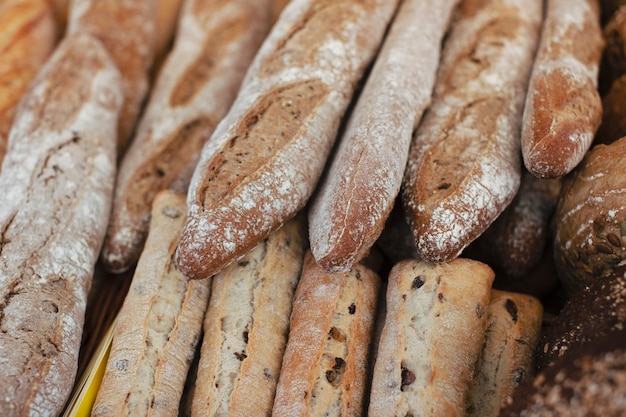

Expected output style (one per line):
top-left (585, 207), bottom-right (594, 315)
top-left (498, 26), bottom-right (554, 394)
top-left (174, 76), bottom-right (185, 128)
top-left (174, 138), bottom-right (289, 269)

top-left (1, 0), bottom-right (626, 416)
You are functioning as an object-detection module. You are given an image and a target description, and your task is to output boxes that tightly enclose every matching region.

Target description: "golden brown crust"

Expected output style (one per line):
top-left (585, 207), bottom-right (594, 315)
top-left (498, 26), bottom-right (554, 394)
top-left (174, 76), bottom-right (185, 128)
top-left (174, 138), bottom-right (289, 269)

top-left (272, 252), bottom-right (380, 417)
top-left (0, 0), bottom-right (57, 167)
top-left (67, 0), bottom-right (158, 152)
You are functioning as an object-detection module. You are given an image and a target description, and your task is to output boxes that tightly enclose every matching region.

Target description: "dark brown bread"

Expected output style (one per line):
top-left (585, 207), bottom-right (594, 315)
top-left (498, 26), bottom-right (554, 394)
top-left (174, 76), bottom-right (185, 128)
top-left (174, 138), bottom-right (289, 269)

top-left (553, 136), bottom-right (626, 293)
top-left (272, 252), bottom-right (380, 417)
top-left (521, 0), bottom-right (604, 179)
top-left (0, 0), bottom-right (57, 169)
top-left (401, 0), bottom-right (542, 263)
top-left (307, 0), bottom-right (459, 273)
top-left (67, 0), bottom-right (158, 152)
top-left (101, 0), bottom-right (273, 273)
top-left (175, 0), bottom-right (400, 280)
top-left (0, 32), bottom-right (122, 416)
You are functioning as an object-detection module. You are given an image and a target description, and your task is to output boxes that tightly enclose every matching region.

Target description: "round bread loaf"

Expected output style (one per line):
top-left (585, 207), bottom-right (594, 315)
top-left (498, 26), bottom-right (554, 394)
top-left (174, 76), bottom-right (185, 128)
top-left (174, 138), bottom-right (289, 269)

top-left (553, 136), bottom-right (626, 293)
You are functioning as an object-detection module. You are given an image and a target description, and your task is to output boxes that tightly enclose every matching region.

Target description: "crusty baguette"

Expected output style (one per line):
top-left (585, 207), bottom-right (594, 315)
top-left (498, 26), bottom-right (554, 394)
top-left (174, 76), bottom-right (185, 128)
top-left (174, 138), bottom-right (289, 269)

top-left (191, 215), bottom-right (307, 417)
top-left (368, 258), bottom-right (494, 417)
top-left (0, 32), bottom-right (122, 417)
top-left (175, 0), bottom-right (400, 280)
top-left (92, 191), bottom-right (211, 417)
top-left (308, 0), bottom-right (459, 274)
top-left (521, 0), bottom-right (604, 179)
top-left (271, 252), bottom-right (380, 417)
top-left (101, 0), bottom-right (274, 273)
top-left (67, 0), bottom-right (158, 152)
top-left (401, 0), bottom-right (542, 264)
top-left (465, 290), bottom-right (543, 417)
top-left (151, 0), bottom-right (184, 78)
top-left (0, 0), bottom-right (57, 168)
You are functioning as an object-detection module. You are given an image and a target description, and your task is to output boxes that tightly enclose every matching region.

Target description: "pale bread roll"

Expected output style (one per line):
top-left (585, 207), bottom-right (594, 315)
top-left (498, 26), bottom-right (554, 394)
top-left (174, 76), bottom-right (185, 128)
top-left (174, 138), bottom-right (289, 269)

top-left (0, 31), bottom-right (122, 416)
top-left (368, 258), bottom-right (494, 417)
top-left (271, 252), bottom-right (380, 417)
top-left (466, 290), bottom-right (543, 417)
top-left (0, 0), bottom-right (57, 168)
top-left (191, 215), bottom-right (307, 417)
top-left (92, 191), bottom-right (211, 417)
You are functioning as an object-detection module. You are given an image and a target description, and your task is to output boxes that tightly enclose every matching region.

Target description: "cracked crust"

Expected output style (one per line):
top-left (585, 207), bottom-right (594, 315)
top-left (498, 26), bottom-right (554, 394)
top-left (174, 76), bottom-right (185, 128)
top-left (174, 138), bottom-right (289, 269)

top-left (0, 32), bottom-right (122, 416)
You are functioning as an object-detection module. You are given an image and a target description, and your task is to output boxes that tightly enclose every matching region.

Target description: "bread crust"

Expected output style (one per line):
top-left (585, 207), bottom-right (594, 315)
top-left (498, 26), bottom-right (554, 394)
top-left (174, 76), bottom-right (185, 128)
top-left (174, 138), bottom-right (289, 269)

top-left (67, 0), bottom-right (158, 152)
top-left (101, 0), bottom-right (273, 273)
top-left (92, 191), bottom-right (211, 417)
top-left (0, 32), bottom-right (122, 416)
top-left (0, 0), bottom-right (57, 168)
top-left (368, 258), bottom-right (494, 417)
top-left (401, 0), bottom-right (542, 263)
top-left (308, 0), bottom-right (459, 274)
top-left (271, 252), bottom-right (380, 417)
top-left (175, 0), bottom-right (400, 280)
top-left (521, 0), bottom-right (604, 178)
top-left (191, 215), bottom-right (307, 417)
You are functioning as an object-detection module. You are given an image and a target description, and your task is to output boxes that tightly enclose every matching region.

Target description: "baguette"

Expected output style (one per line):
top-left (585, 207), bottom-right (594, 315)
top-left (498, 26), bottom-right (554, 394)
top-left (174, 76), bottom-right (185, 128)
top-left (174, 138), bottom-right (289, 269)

top-left (175, 0), bottom-right (400, 280)
top-left (520, 0), bottom-right (604, 179)
top-left (0, 32), bottom-right (122, 416)
top-left (67, 0), bottom-right (158, 152)
top-left (465, 290), bottom-right (543, 417)
top-left (308, 0), bottom-right (459, 273)
top-left (271, 252), bottom-right (380, 417)
top-left (191, 215), bottom-right (307, 417)
top-left (401, 0), bottom-right (542, 263)
top-left (101, 0), bottom-right (273, 273)
top-left (368, 258), bottom-right (494, 417)
top-left (92, 191), bottom-right (211, 417)
top-left (0, 0), bottom-right (57, 168)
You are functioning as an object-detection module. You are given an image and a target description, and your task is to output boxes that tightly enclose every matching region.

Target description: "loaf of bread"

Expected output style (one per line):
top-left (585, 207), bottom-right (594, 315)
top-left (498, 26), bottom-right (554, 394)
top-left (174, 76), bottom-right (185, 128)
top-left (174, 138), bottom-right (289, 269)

top-left (92, 191), bottom-right (211, 416)
top-left (192, 215), bottom-right (307, 417)
top-left (465, 290), bottom-right (543, 417)
top-left (101, 0), bottom-right (274, 273)
top-left (521, 0), bottom-right (604, 179)
top-left (401, 0), bottom-right (542, 263)
top-left (0, 0), bottom-right (57, 168)
top-left (307, 0), bottom-right (459, 273)
top-left (271, 252), bottom-right (380, 417)
top-left (553, 136), bottom-right (626, 293)
top-left (175, 0), bottom-right (400, 280)
top-left (66, 0), bottom-right (158, 152)
top-left (0, 31), bottom-right (122, 416)
top-left (368, 258), bottom-right (494, 417)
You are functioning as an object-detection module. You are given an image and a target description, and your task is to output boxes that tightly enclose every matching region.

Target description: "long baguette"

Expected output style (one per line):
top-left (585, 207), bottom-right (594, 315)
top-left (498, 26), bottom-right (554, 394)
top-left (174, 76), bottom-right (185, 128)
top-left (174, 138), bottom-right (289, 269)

top-left (0, 0), bottom-right (57, 169)
top-left (175, 0), bottom-right (400, 280)
top-left (308, 0), bottom-right (459, 274)
top-left (401, 0), bottom-right (543, 263)
top-left (92, 191), bottom-right (211, 417)
top-left (66, 0), bottom-right (158, 152)
top-left (0, 32), bottom-right (122, 417)
top-left (521, 0), bottom-right (604, 179)
top-left (101, 0), bottom-right (274, 273)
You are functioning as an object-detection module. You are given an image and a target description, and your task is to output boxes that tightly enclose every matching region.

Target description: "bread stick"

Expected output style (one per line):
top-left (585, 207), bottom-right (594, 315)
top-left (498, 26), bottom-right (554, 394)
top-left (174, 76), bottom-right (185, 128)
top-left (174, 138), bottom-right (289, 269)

top-left (0, 31), bottom-right (122, 416)
top-left (175, 0), bottom-right (400, 280)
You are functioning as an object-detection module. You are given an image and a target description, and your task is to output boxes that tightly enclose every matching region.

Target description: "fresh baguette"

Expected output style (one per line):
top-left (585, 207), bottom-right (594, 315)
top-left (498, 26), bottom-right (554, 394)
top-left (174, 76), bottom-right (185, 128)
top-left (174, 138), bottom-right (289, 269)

top-left (465, 290), bottom-right (543, 417)
top-left (401, 0), bottom-right (542, 264)
top-left (521, 0), bottom-right (604, 179)
top-left (191, 214), bottom-right (307, 417)
top-left (175, 0), bottom-right (400, 280)
top-left (308, 0), bottom-right (459, 274)
top-left (66, 0), bottom-right (158, 152)
top-left (368, 258), bottom-right (494, 417)
top-left (0, 0), bottom-right (57, 168)
top-left (92, 191), bottom-right (211, 417)
top-left (0, 32), bottom-right (122, 416)
top-left (101, 0), bottom-right (274, 273)
top-left (271, 252), bottom-right (380, 417)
